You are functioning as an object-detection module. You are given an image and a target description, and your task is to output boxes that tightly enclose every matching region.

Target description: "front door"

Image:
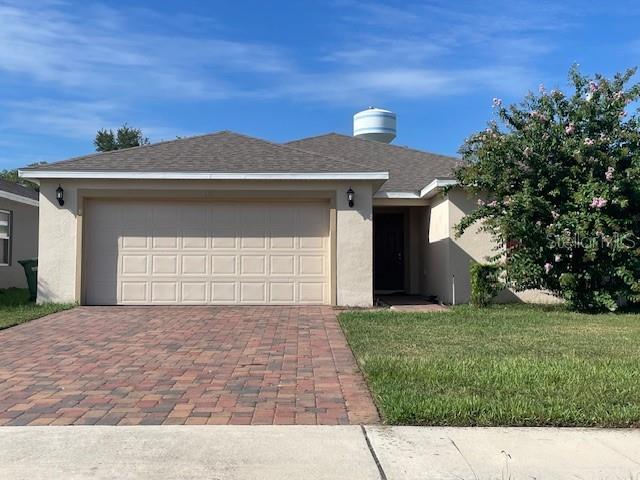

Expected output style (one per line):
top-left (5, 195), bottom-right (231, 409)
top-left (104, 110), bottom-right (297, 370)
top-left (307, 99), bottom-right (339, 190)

top-left (374, 213), bottom-right (404, 292)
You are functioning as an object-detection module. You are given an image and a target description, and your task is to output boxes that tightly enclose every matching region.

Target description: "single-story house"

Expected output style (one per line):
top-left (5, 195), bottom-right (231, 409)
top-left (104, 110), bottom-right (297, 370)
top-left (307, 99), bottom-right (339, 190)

top-left (0, 179), bottom-right (39, 289)
top-left (19, 120), bottom-right (553, 307)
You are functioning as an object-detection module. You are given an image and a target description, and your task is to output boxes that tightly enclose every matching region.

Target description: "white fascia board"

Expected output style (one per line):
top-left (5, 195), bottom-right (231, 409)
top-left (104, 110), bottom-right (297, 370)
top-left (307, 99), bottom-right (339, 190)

top-left (419, 179), bottom-right (458, 198)
top-left (374, 179), bottom-right (458, 199)
top-left (0, 190), bottom-right (39, 207)
top-left (374, 191), bottom-right (420, 199)
top-left (18, 170), bottom-right (390, 181)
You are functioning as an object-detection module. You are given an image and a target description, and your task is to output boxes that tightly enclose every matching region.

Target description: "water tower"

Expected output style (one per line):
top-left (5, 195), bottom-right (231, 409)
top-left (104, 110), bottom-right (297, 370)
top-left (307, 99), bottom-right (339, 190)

top-left (353, 107), bottom-right (396, 143)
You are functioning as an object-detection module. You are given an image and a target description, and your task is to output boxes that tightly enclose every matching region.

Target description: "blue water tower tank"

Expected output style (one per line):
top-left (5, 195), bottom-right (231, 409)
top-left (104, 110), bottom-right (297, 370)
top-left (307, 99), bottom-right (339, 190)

top-left (353, 107), bottom-right (396, 143)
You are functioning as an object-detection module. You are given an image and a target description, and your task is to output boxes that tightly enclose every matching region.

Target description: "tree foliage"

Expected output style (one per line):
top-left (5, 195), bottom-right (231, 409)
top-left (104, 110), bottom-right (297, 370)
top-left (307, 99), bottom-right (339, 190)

top-left (94, 124), bottom-right (149, 152)
top-left (455, 66), bottom-right (640, 311)
top-left (0, 162), bottom-right (47, 191)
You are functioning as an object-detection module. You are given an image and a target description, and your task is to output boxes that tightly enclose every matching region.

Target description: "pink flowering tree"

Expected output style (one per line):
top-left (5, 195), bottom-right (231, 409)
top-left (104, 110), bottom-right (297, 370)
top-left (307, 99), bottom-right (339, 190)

top-left (455, 66), bottom-right (640, 311)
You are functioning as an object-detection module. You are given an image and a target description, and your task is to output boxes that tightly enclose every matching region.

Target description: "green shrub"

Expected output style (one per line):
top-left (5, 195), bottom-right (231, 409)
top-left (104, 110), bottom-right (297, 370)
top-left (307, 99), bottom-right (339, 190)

top-left (470, 263), bottom-right (502, 307)
top-left (455, 66), bottom-right (640, 312)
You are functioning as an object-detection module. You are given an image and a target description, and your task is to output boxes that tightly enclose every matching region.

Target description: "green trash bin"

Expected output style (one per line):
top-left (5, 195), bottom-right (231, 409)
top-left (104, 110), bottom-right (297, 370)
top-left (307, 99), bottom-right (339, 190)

top-left (18, 258), bottom-right (38, 301)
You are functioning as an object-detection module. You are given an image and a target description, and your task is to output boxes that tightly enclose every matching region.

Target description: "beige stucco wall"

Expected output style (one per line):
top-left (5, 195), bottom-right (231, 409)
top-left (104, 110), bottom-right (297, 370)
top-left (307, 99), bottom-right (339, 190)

top-left (37, 179), bottom-right (374, 307)
top-left (37, 182), bottom-right (79, 302)
top-left (429, 187), bottom-right (561, 304)
top-left (407, 206), bottom-right (428, 294)
top-left (447, 188), bottom-right (495, 304)
top-left (335, 182), bottom-right (373, 306)
top-left (424, 194), bottom-right (453, 303)
top-left (0, 198), bottom-right (39, 289)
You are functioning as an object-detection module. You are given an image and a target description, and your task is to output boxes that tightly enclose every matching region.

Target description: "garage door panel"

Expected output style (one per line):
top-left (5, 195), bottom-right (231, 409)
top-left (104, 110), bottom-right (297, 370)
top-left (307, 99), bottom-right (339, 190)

top-left (182, 282), bottom-right (207, 303)
top-left (152, 255), bottom-right (178, 275)
top-left (211, 205), bottom-right (237, 248)
top-left (152, 235), bottom-right (178, 249)
top-left (180, 203), bottom-right (208, 225)
top-left (182, 234), bottom-right (207, 249)
top-left (240, 282), bottom-right (266, 303)
top-left (89, 281), bottom-right (118, 304)
top-left (299, 282), bottom-right (326, 304)
top-left (182, 255), bottom-right (207, 275)
top-left (270, 282), bottom-right (295, 303)
top-left (212, 255), bottom-right (236, 275)
top-left (122, 255), bottom-right (148, 275)
top-left (151, 282), bottom-right (178, 302)
top-left (240, 255), bottom-right (266, 275)
top-left (270, 255), bottom-right (295, 275)
top-left (122, 204), bottom-right (150, 226)
top-left (299, 255), bottom-right (325, 275)
top-left (85, 218), bottom-right (119, 252)
top-left (122, 233), bottom-right (149, 249)
top-left (211, 282), bottom-right (236, 303)
top-left (240, 210), bottom-right (267, 248)
top-left (269, 205), bottom-right (296, 249)
top-left (121, 282), bottom-right (147, 303)
top-left (85, 200), bottom-right (330, 305)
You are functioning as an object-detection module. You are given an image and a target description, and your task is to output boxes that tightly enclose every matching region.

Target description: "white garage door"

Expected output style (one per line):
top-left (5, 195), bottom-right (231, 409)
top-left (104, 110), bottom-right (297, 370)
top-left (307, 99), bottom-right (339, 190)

top-left (83, 199), bottom-right (331, 305)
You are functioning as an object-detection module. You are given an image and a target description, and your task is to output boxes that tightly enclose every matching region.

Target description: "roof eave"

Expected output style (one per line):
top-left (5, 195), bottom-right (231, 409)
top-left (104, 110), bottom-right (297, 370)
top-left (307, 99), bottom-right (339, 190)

top-left (19, 170), bottom-right (389, 181)
top-left (374, 179), bottom-right (458, 200)
top-left (419, 178), bottom-right (457, 198)
top-left (0, 190), bottom-right (39, 207)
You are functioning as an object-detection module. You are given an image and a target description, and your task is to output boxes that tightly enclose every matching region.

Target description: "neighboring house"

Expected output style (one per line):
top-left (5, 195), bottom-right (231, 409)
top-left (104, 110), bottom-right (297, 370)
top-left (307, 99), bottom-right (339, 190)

top-left (0, 179), bottom-right (39, 289)
top-left (19, 113), bottom-right (552, 306)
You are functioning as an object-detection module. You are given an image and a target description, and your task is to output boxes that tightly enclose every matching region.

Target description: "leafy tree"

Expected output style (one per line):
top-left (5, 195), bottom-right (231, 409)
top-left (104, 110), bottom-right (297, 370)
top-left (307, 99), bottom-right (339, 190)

top-left (0, 168), bottom-right (20, 184)
top-left (454, 66), bottom-right (640, 311)
top-left (94, 124), bottom-right (149, 152)
top-left (0, 162), bottom-right (47, 191)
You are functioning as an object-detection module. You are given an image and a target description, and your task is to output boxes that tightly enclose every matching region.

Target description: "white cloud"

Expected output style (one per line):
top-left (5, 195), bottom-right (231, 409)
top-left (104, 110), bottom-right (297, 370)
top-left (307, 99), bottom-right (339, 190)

top-left (325, 0), bottom-right (573, 70)
top-left (0, 0), bottom-right (568, 107)
top-left (0, 2), bottom-right (291, 100)
top-left (274, 65), bottom-right (535, 104)
top-left (1, 98), bottom-right (121, 139)
top-left (322, 37), bottom-right (447, 67)
top-left (0, 98), bottom-right (189, 143)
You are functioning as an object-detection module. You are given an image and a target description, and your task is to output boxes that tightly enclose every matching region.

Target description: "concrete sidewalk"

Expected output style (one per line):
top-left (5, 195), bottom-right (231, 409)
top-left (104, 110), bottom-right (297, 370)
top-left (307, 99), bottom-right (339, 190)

top-left (0, 426), bottom-right (638, 479)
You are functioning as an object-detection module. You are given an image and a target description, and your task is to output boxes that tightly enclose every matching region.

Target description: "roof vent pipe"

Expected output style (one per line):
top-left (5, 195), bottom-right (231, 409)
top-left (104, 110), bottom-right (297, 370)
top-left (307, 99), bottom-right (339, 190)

top-left (353, 107), bottom-right (396, 143)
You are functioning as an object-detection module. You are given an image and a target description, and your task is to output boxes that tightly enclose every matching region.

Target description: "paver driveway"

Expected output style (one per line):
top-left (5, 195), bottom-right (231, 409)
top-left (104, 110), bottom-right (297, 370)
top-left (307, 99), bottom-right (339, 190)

top-left (0, 306), bottom-right (379, 426)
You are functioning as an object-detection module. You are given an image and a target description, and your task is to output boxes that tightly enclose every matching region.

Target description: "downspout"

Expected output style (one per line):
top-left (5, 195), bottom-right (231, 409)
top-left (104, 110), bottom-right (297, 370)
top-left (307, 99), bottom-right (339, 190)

top-left (452, 274), bottom-right (456, 306)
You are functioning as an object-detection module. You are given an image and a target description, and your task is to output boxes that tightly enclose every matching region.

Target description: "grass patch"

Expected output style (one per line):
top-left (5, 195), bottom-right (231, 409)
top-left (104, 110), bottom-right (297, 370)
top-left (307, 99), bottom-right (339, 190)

top-left (339, 304), bottom-right (640, 427)
top-left (0, 288), bottom-right (74, 330)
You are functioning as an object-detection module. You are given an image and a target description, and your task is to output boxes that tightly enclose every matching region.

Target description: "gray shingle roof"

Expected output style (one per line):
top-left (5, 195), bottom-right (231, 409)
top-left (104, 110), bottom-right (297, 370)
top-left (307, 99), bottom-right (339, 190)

top-left (287, 133), bottom-right (461, 194)
top-left (0, 179), bottom-right (39, 201)
top-left (21, 131), bottom-right (379, 174)
top-left (20, 130), bottom-right (460, 194)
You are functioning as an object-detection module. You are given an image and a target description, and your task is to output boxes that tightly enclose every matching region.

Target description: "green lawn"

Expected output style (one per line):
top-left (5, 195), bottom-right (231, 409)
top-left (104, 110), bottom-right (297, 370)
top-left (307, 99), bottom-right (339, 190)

top-left (0, 288), bottom-right (74, 330)
top-left (339, 305), bottom-right (640, 427)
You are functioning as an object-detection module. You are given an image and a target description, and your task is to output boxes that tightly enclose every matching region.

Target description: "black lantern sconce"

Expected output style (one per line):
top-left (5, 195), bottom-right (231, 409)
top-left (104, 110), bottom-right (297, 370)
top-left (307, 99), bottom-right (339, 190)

top-left (56, 185), bottom-right (64, 206)
top-left (346, 187), bottom-right (354, 208)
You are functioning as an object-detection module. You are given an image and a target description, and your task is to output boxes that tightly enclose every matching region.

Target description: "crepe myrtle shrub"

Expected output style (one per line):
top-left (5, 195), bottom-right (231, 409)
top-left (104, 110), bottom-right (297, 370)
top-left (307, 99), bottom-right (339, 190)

top-left (454, 66), bottom-right (640, 312)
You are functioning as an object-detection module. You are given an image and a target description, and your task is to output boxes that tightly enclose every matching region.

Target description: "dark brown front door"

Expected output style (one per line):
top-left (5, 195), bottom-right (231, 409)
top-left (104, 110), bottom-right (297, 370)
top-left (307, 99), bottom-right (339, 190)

top-left (374, 213), bottom-right (404, 291)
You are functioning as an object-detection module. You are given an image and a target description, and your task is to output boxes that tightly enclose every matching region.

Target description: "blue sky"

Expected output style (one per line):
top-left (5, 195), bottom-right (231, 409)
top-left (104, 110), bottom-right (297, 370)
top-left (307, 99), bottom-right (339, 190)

top-left (0, 0), bottom-right (638, 170)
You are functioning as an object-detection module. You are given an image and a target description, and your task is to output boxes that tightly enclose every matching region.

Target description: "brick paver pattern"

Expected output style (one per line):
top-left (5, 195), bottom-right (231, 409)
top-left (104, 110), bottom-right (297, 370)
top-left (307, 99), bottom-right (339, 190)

top-left (0, 306), bottom-right (379, 426)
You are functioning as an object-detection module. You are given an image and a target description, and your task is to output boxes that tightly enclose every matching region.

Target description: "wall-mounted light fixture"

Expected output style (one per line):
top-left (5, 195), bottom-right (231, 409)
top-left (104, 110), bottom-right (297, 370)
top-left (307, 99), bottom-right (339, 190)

top-left (56, 185), bottom-right (64, 206)
top-left (347, 187), bottom-right (354, 208)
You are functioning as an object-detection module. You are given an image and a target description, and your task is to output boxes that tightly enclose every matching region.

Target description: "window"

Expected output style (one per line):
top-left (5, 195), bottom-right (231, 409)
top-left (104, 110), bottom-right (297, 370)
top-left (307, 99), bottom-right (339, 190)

top-left (0, 210), bottom-right (11, 266)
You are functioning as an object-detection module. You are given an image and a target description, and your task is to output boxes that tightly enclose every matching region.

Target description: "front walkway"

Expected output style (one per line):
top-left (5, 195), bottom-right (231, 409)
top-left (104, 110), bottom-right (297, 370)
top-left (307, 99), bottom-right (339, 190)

top-left (0, 306), bottom-right (378, 426)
